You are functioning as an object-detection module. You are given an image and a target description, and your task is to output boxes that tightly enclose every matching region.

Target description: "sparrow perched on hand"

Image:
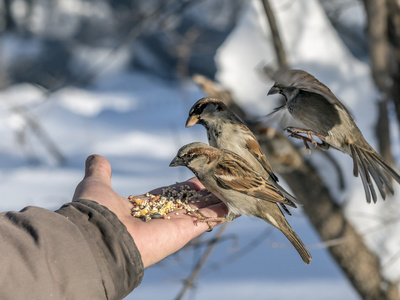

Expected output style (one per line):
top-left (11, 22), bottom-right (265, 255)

top-left (268, 69), bottom-right (400, 203)
top-left (186, 97), bottom-right (298, 214)
top-left (169, 142), bottom-right (312, 264)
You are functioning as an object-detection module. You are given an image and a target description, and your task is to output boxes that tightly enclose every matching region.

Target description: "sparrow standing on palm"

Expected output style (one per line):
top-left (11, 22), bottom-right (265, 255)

top-left (170, 142), bottom-right (312, 265)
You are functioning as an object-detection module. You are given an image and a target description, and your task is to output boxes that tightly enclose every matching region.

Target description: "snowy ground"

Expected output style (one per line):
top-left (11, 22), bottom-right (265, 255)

top-left (1, 0), bottom-right (399, 299)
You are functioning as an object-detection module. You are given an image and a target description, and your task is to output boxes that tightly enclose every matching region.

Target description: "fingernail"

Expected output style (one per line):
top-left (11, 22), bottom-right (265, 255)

top-left (85, 155), bottom-right (95, 170)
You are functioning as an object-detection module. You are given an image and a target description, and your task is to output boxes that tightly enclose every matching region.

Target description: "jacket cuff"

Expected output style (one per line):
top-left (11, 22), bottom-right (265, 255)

top-left (56, 199), bottom-right (144, 299)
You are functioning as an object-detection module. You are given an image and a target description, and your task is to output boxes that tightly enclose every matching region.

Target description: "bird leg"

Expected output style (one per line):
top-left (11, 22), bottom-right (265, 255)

top-left (286, 127), bottom-right (329, 152)
top-left (186, 209), bottom-right (226, 232)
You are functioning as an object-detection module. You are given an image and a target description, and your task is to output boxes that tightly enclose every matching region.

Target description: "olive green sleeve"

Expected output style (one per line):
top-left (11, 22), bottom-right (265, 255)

top-left (0, 199), bottom-right (144, 300)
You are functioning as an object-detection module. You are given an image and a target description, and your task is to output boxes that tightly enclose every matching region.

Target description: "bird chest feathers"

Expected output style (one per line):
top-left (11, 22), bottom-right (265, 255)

top-left (289, 92), bottom-right (342, 136)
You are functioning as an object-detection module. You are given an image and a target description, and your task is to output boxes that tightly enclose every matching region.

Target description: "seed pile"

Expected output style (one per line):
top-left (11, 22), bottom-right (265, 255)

top-left (129, 185), bottom-right (201, 222)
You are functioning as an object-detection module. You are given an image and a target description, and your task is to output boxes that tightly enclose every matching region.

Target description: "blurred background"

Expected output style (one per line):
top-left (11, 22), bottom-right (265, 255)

top-left (1, 0), bottom-right (400, 299)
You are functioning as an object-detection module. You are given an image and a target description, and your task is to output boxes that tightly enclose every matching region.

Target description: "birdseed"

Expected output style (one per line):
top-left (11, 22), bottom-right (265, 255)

top-left (128, 185), bottom-right (201, 222)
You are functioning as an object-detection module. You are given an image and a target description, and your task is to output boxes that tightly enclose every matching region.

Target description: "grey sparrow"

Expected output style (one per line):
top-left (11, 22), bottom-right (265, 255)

top-left (268, 69), bottom-right (400, 203)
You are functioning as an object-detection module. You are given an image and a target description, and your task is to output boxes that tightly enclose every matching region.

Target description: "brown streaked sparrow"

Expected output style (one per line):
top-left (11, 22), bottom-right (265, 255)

top-left (169, 142), bottom-right (312, 265)
top-left (268, 69), bottom-right (400, 203)
top-left (186, 97), bottom-right (298, 215)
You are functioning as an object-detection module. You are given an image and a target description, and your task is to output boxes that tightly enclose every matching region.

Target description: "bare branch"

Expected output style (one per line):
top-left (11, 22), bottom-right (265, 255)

top-left (7, 101), bottom-right (65, 165)
top-left (174, 223), bottom-right (229, 300)
top-left (260, 0), bottom-right (288, 68)
top-left (362, 0), bottom-right (395, 167)
top-left (363, 0), bottom-right (390, 91)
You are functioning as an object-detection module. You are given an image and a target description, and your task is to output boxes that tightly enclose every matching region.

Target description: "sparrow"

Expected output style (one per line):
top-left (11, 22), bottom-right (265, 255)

top-left (169, 142), bottom-right (312, 265)
top-left (186, 97), bottom-right (298, 215)
top-left (267, 69), bottom-right (400, 203)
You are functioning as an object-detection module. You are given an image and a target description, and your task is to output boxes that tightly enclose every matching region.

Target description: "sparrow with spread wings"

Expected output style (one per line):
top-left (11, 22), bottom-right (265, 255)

top-left (268, 69), bottom-right (400, 203)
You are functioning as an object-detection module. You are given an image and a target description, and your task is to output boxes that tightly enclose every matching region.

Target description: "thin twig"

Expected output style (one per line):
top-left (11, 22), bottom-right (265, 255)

top-left (260, 0), bottom-right (288, 68)
top-left (174, 223), bottom-right (229, 300)
top-left (8, 102), bottom-right (65, 164)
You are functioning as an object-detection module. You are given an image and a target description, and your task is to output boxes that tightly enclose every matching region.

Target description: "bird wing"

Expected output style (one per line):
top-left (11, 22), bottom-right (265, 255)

top-left (289, 70), bottom-right (353, 114)
top-left (273, 69), bottom-right (350, 113)
top-left (299, 84), bottom-right (352, 114)
top-left (213, 152), bottom-right (297, 208)
top-left (241, 125), bottom-right (279, 182)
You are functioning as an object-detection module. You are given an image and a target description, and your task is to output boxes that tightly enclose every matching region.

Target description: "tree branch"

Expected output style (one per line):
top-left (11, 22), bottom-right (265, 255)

top-left (260, 0), bottom-right (288, 68)
top-left (193, 74), bottom-right (400, 300)
top-left (362, 0), bottom-right (395, 168)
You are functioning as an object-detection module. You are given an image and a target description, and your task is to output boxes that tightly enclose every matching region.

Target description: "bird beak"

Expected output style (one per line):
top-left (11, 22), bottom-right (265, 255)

top-left (185, 115), bottom-right (199, 128)
top-left (169, 156), bottom-right (184, 167)
top-left (267, 86), bottom-right (281, 95)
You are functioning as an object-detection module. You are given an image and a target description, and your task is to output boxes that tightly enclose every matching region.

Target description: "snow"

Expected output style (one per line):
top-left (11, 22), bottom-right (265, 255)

top-left (0, 0), bottom-right (398, 299)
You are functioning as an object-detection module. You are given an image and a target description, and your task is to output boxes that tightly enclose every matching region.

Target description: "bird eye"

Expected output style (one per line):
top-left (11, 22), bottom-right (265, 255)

top-left (194, 104), bottom-right (204, 115)
top-left (186, 151), bottom-right (197, 160)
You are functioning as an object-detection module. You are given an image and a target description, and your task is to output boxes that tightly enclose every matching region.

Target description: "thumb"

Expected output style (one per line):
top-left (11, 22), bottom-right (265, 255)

top-left (72, 155), bottom-right (112, 201)
top-left (84, 154), bottom-right (112, 186)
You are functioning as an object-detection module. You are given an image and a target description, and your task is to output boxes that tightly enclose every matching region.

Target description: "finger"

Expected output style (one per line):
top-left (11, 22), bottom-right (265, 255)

top-left (84, 154), bottom-right (112, 186)
top-left (198, 202), bottom-right (229, 219)
top-left (186, 192), bottom-right (222, 209)
top-left (149, 177), bottom-right (205, 195)
top-left (167, 202), bottom-right (229, 232)
top-left (185, 177), bottom-right (205, 190)
top-left (72, 155), bottom-right (113, 201)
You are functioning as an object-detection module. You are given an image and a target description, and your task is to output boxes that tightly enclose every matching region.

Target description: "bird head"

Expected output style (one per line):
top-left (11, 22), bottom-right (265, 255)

top-left (267, 69), bottom-right (312, 102)
top-left (185, 97), bottom-right (229, 128)
top-left (268, 85), bottom-right (300, 103)
top-left (169, 142), bottom-right (213, 168)
top-left (267, 85), bottom-right (282, 96)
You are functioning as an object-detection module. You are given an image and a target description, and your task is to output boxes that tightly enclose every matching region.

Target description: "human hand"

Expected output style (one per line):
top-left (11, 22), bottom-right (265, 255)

top-left (72, 155), bottom-right (227, 268)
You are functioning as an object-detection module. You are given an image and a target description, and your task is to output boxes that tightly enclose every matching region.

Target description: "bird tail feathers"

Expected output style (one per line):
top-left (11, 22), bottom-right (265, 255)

top-left (280, 221), bottom-right (312, 265)
top-left (350, 144), bottom-right (400, 203)
top-left (259, 203), bottom-right (312, 265)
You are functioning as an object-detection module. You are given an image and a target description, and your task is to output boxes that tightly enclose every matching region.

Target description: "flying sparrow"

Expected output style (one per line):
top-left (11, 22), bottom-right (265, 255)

top-left (185, 97), bottom-right (298, 215)
top-left (268, 69), bottom-right (400, 203)
top-left (169, 142), bottom-right (312, 265)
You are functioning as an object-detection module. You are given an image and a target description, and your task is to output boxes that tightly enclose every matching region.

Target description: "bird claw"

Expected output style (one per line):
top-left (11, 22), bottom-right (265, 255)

top-left (286, 127), bottom-right (328, 152)
top-left (186, 209), bottom-right (225, 232)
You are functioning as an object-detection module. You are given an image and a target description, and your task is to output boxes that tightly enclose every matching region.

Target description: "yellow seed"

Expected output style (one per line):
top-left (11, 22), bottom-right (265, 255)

top-left (133, 198), bottom-right (144, 205)
top-left (165, 201), bottom-right (174, 209)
